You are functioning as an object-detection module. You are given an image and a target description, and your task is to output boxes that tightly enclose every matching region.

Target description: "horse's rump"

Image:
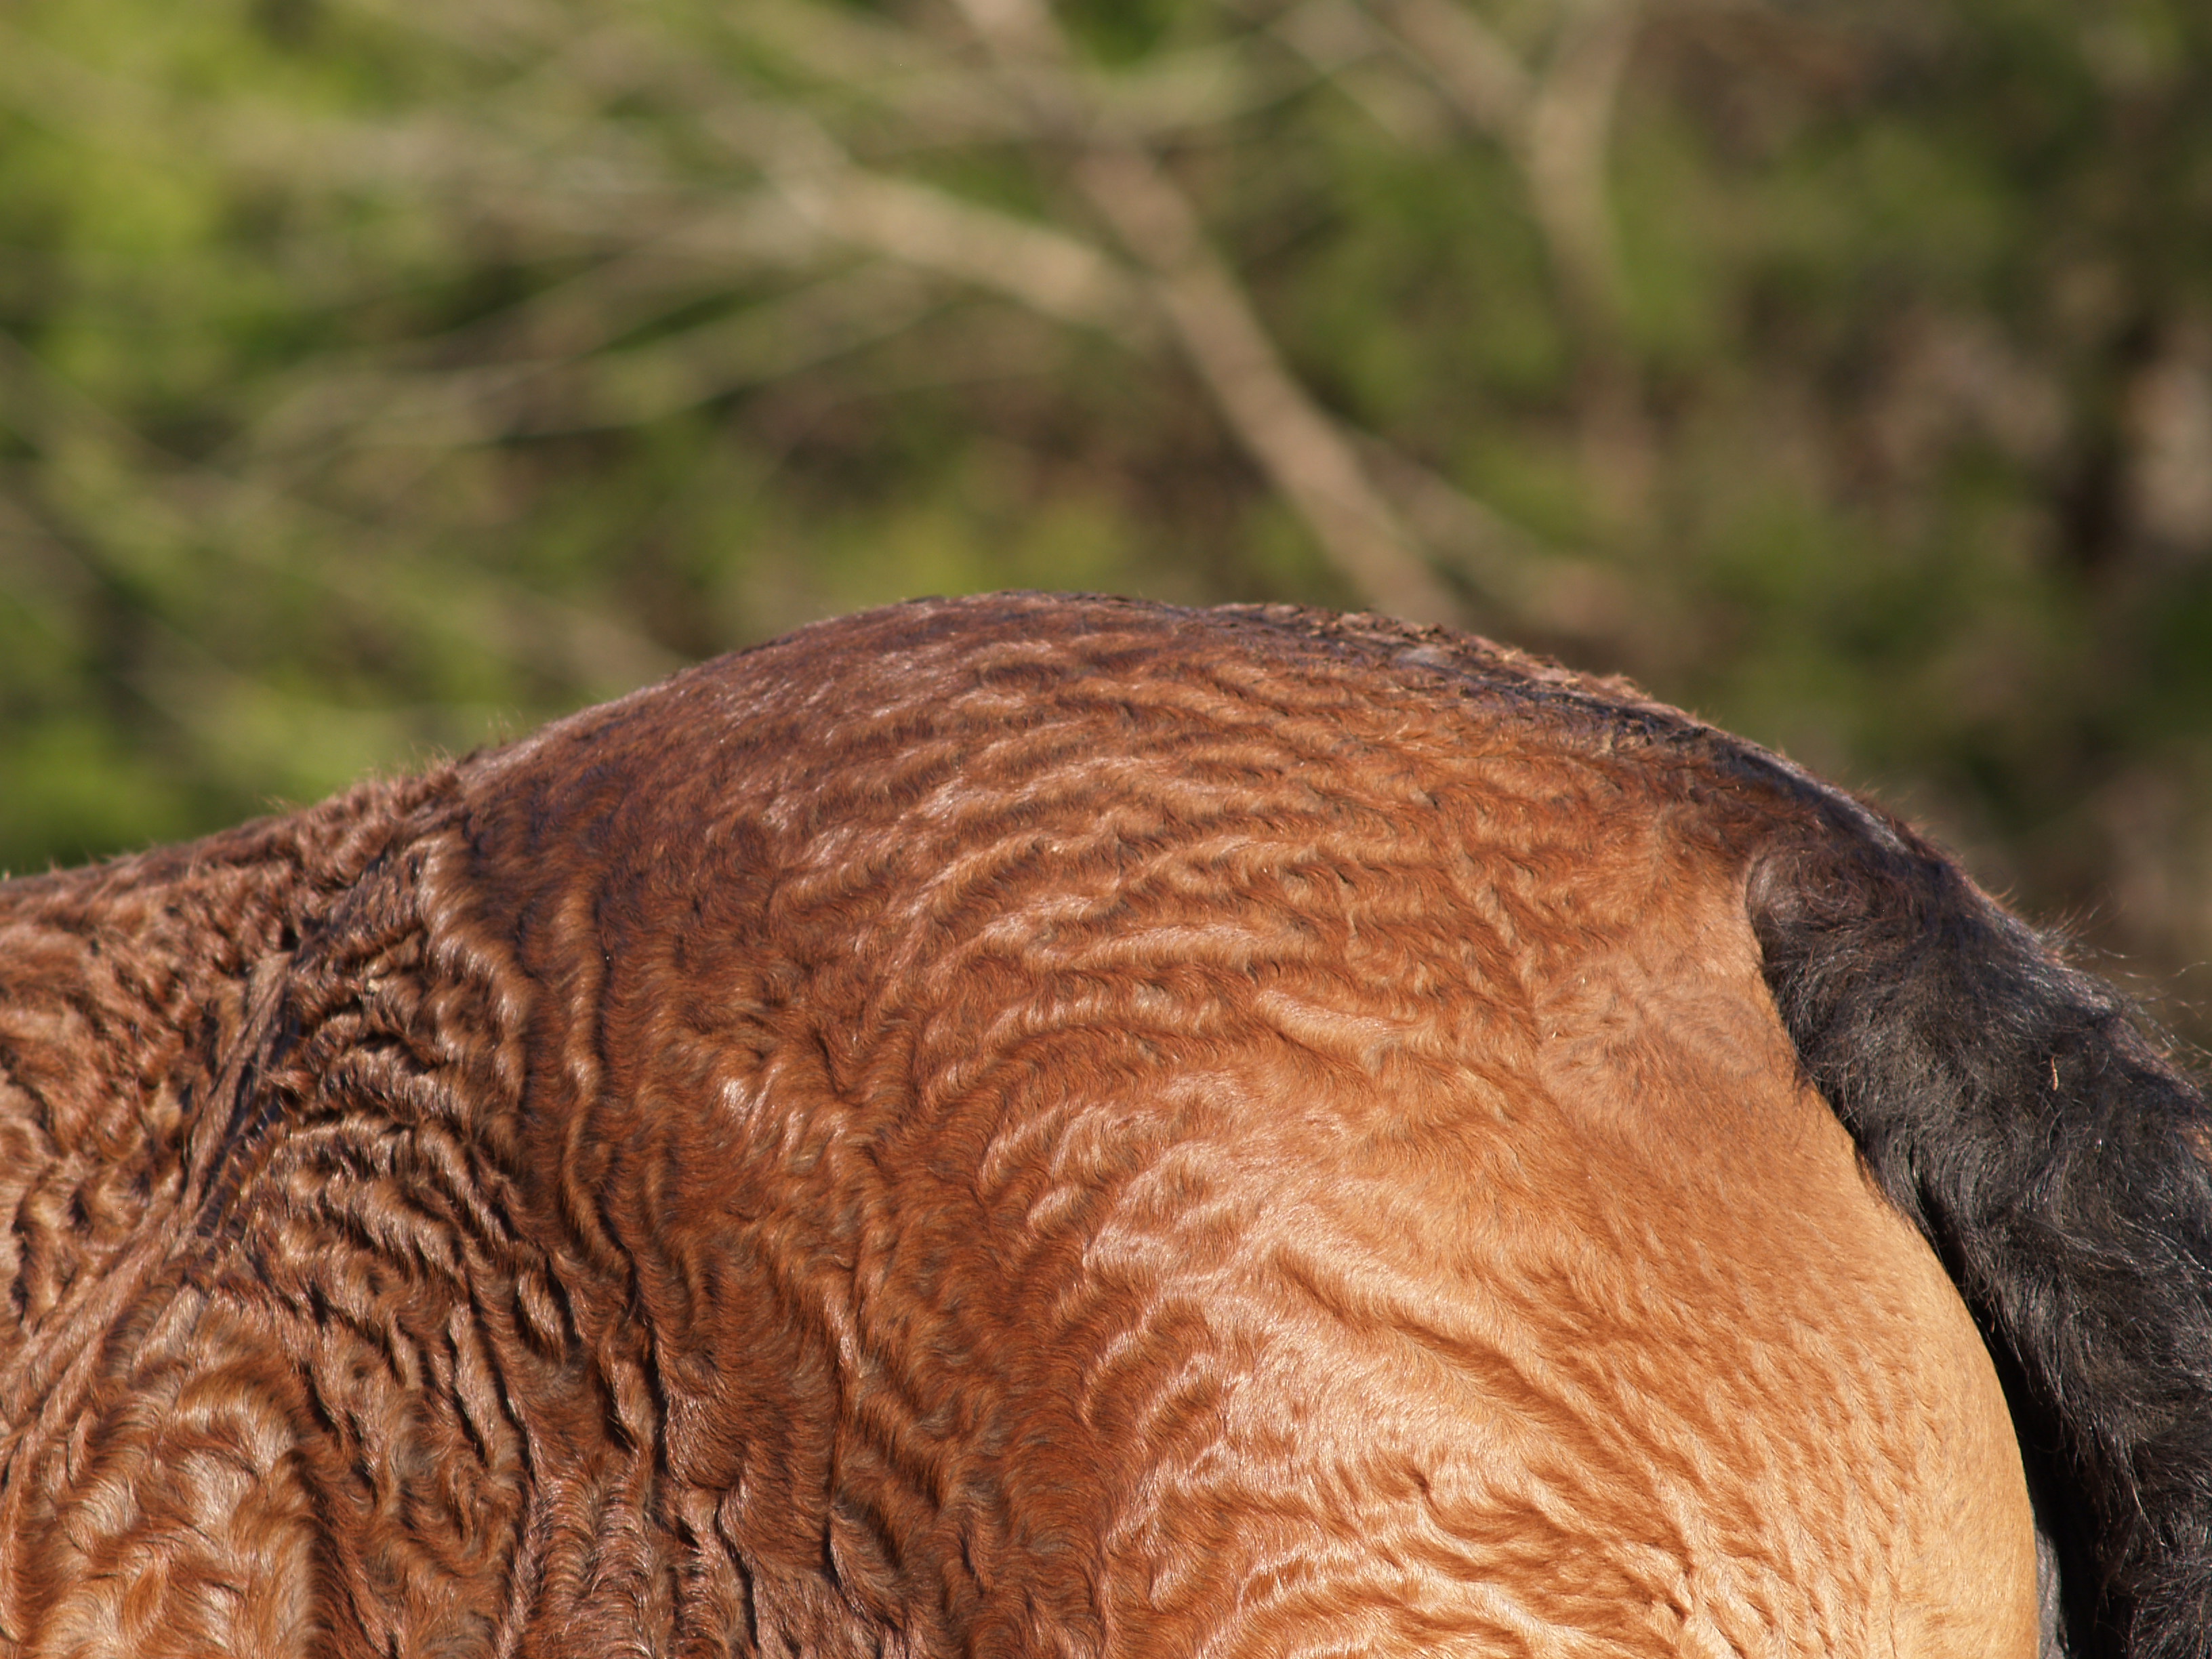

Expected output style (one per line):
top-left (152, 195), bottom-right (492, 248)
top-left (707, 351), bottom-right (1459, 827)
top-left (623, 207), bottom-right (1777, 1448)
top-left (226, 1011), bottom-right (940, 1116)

top-left (0, 592), bottom-right (2202, 1656)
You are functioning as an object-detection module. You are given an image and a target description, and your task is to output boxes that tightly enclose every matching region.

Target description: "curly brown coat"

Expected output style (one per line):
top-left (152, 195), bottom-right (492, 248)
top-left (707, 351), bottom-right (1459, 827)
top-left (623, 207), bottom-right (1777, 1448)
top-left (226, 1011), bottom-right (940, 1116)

top-left (1, 594), bottom-right (2204, 1657)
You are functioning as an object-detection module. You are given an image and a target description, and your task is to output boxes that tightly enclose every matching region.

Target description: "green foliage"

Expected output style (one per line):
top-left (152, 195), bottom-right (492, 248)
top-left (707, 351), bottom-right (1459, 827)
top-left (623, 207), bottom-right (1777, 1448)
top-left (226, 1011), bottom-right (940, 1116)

top-left (3, 0), bottom-right (2212, 1029)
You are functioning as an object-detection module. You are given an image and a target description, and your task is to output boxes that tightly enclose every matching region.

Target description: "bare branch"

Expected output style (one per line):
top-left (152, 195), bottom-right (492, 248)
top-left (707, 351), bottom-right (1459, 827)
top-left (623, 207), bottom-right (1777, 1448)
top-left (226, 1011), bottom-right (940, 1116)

top-left (945, 0), bottom-right (1465, 626)
top-left (247, 268), bottom-right (948, 464)
top-left (1088, 41), bottom-right (1318, 142)
top-left (765, 159), bottom-right (1151, 340)
top-left (725, 2), bottom-right (1305, 146)
top-left (1362, 0), bottom-right (1650, 525)
top-left (1525, 1), bottom-right (1640, 334)
top-left (3, 0), bottom-right (1576, 643)
top-left (1360, 443), bottom-right (1631, 642)
top-left (1268, 0), bottom-right (1459, 145)
top-left (1362, 0), bottom-right (1531, 140)
top-left (1363, 0), bottom-right (1637, 333)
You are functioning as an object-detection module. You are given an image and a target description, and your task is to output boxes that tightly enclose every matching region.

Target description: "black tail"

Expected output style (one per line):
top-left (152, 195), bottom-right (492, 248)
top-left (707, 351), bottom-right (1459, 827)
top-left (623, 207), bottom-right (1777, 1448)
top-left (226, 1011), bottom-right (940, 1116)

top-left (1746, 800), bottom-right (2212, 1658)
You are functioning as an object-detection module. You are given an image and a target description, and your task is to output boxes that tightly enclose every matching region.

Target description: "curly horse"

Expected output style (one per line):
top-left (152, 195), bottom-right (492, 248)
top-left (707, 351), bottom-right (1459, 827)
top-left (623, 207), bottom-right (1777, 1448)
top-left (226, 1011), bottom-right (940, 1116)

top-left (0, 594), bottom-right (2207, 1658)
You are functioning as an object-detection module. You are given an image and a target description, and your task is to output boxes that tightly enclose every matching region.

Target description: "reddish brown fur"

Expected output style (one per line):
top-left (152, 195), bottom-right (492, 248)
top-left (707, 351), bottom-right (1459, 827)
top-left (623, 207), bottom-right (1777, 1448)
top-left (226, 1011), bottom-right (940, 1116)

top-left (0, 595), bottom-right (2040, 1654)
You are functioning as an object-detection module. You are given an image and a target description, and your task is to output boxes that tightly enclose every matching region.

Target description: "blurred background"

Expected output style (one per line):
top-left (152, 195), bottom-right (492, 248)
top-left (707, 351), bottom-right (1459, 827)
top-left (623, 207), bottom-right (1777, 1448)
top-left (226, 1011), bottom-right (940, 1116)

top-left (2, 0), bottom-right (2211, 1028)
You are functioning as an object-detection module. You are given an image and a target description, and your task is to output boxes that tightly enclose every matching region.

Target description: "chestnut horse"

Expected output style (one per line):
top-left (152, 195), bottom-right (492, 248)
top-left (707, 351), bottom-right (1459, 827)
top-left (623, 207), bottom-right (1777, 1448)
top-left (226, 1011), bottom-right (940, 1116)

top-left (0, 594), bottom-right (2205, 1657)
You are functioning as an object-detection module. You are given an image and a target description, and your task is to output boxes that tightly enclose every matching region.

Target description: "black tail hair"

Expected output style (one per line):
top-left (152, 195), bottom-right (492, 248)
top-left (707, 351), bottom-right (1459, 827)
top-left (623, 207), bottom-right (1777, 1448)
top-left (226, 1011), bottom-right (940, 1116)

top-left (1745, 796), bottom-right (2212, 1658)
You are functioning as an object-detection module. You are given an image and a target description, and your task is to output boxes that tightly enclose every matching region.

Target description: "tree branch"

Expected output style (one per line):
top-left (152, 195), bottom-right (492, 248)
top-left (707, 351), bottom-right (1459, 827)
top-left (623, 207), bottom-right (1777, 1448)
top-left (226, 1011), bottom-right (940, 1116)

top-left (947, 0), bottom-right (1465, 625)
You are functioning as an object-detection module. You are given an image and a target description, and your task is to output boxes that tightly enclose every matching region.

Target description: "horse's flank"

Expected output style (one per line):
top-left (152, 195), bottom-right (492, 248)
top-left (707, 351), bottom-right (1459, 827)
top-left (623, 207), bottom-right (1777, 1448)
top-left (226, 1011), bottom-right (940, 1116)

top-left (0, 592), bottom-right (2200, 1656)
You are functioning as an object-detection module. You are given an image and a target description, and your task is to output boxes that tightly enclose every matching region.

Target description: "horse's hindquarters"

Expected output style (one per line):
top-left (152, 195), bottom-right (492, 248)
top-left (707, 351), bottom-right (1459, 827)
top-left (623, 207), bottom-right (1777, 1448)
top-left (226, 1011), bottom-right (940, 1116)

top-left (1072, 880), bottom-right (2041, 1658)
top-left (417, 594), bottom-right (2048, 1655)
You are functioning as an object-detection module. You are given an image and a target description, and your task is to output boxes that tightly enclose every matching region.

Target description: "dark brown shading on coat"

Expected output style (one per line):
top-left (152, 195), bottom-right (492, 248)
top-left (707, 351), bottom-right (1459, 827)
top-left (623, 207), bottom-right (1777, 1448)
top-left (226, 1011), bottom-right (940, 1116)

top-left (0, 592), bottom-right (2199, 1655)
